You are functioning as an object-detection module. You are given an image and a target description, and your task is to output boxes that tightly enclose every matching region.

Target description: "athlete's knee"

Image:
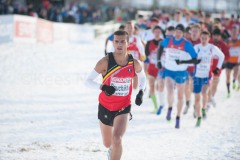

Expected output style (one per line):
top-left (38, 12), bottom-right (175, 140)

top-left (195, 96), bottom-right (200, 103)
top-left (158, 82), bottom-right (164, 91)
top-left (149, 82), bottom-right (155, 90)
top-left (178, 90), bottom-right (184, 100)
top-left (178, 96), bottom-right (184, 102)
top-left (112, 134), bottom-right (122, 147)
top-left (158, 86), bottom-right (164, 92)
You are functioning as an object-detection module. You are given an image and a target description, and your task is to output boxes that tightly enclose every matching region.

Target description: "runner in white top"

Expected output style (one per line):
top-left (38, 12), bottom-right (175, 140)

top-left (125, 21), bottom-right (146, 89)
top-left (193, 30), bottom-right (225, 126)
top-left (167, 10), bottom-right (185, 27)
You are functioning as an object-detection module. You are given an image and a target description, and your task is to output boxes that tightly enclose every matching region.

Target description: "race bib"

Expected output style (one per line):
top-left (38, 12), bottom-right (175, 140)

top-left (229, 47), bottom-right (240, 57)
top-left (195, 55), bottom-right (211, 78)
top-left (166, 48), bottom-right (181, 61)
top-left (110, 77), bottom-right (131, 96)
top-left (150, 52), bottom-right (157, 64)
top-left (164, 48), bottom-right (190, 71)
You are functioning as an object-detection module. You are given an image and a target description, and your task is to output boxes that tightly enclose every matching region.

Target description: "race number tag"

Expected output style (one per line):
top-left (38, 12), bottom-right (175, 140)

top-left (110, 77), bottom-right (131, 96)
top-left (229, 47), bottom-right (240, 57)
top-left (195, 53), bottom-right (211, 78)
top-left (150, 52), bottom-right (157, 64)
top-left (167, 48), bottom-right (181, 61)
top-left (164, 48), bottom-right (190, 71)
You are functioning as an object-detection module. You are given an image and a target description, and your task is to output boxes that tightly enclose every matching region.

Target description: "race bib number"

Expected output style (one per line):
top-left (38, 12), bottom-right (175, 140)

top-left (110, 77), bottom-right (131, 96)
top-left (229, 47), bottom-right (240, 57)
top-left (150, 52), bottom-right (157, 64)
top-left (166, 48), bottom-right (181, 61)
top-left (196, 55), bottom-right (211, 77)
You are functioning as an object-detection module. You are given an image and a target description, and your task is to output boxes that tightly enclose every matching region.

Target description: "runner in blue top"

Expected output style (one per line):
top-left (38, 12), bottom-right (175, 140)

top-left (157, 24), bottom-right (199, 129)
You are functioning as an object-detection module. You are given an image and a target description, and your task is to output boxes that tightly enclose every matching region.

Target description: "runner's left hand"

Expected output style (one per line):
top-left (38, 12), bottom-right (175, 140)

top-left (135, 90), bottom-right (143, 106)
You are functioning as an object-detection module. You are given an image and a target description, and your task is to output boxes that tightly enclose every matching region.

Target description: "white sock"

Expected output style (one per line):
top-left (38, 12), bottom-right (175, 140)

top-left (158, 91), bottom-right (165, 106)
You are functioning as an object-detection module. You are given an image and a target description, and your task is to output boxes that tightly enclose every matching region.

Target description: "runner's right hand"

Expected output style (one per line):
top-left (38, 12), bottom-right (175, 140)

top-left (212, 68), bottom-right (220, 75)
top-left (101, 84), bottom-right (116, 96)
top-left (175, 59), bottom-right (181, 65)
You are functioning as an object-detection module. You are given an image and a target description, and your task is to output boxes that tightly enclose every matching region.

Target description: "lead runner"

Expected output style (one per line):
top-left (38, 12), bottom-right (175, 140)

top-left (85, 30), bottom-right (147, 160)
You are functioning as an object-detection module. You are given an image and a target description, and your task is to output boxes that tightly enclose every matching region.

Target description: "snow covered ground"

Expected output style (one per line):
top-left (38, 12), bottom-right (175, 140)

top-left (0, 40), bottom-right (240, 160)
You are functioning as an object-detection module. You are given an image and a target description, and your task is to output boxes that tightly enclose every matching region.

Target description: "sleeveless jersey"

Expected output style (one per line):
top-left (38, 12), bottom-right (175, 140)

top-left (228, 39), bottom-right (240, 64)
top-left (164, 37), bottom-right (191, 71)
top-left (148, 40), bottom-right (159, 65)
top-left (127, 37), bottom-right (141, 60)
top-left (99, 53), bottom-right (135, 111)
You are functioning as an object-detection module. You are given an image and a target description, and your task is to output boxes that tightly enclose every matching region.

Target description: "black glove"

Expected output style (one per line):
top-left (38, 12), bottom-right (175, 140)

top-left (195, 59), bottom-right (201, 64)
top-left (176, 59), bottom-right (201, 65)
top-left (213, 68), bottom-right (220, 75)
top-left (101, 84), bottom-right (116, 96)
top-left (135, 90), bottom-right (143, 106)
top-left (175, 59), bottom-right (181, 65)
top-left (157, 61), bottom-right (162, 69)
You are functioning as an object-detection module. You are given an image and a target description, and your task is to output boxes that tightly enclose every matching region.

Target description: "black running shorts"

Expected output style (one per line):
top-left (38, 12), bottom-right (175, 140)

top-left (98, 103), bottom-right (131, 126)
top-left (226, 62), bottom-right (239, 70)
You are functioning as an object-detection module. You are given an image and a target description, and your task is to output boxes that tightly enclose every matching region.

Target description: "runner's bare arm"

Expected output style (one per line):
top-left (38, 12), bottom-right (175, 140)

top-left (94, 56), bottom-right (108, 75)
top-left (85, 57), bottom-right (108, 90)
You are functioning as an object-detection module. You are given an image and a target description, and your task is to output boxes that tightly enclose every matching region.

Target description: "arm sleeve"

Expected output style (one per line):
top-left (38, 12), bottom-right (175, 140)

top-left (145, 41), bottom-right (150, 57)
top-left (157, 38), bottom-right (168, 62)
top-left (185, 41), bottom-right (197, 58)
top-left (157, 44), bottom-right (164, 62)
top-left (136, 69), bottom-right (147, 91)
top-left (85, 69), bottom-right (102, 90)
top-left (213, 45), bottom-right (225, 69)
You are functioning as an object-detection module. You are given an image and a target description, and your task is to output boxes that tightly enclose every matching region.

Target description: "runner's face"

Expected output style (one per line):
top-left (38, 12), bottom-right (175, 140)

top-left (125, 24), bottom-right (133, 35)
top-left (191, 28), bottom-right (200, 39)
top-left (212, 35), bottom-right (221, 42)
top-left (153, 29), bottom-right (161, 39)
top-left (175, 12), bottom-right (181, 21)
top-left (113, 35), bottom-right (128, 54)
top-left (184, 32), bottom-right (191, 39)
top-left (200, 34), bottom-right (210, 44)
top-left (231, 28), bottom-right (239, 38)
top-left (175, 30), bottom-right (183, 39)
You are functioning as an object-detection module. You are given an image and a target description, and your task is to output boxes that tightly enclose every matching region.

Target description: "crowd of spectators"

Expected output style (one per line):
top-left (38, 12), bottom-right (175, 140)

top-left (1, 0), bottom-right (240, 30)
top-left (0, 0), bottom-right (137, 24)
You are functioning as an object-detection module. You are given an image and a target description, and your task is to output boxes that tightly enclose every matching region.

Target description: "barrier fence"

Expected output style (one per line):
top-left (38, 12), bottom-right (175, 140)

top-left (0, 15), bottom-right (120, 45)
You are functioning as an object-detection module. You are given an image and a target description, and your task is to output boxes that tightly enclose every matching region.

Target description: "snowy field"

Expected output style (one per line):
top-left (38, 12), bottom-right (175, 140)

top-left (0, 39), bottom-right (240, 160)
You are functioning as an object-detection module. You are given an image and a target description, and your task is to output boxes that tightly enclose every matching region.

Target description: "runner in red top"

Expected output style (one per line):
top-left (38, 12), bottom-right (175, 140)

top-left (183, 24), bottom-right (201, 115)
top-left (85, 30), bottom-right (146, 160)
top-left (98, 53), bottom-right (135, 111)
top-left (145, 26), bottom-right (162, 113)
top-left (209, 28), bottom-right (230, 106)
